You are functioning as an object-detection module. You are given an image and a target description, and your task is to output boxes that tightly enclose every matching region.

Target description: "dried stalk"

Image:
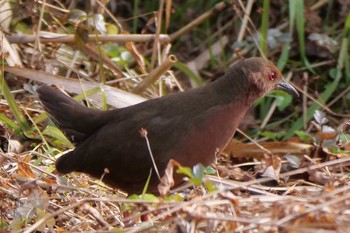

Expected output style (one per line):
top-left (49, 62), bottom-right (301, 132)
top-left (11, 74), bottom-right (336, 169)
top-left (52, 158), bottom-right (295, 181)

top-left (133, 55), bottom-right (177, 94)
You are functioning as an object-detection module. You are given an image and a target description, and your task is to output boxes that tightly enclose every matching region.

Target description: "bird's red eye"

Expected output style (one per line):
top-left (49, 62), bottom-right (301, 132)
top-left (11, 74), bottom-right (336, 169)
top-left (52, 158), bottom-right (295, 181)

top-left (269, 72), bottom-right (275, 81)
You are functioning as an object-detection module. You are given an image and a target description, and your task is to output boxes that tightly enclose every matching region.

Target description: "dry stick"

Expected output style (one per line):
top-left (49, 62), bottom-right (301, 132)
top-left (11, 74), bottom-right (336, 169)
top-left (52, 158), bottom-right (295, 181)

top-left (326, 85), bottom-right (350, 108)
top-left (275, 192), bottom-right (350, 227)
top-left (291, 82), bottom-right (350, 118)
top-left (95, 0), bottom-right (123, 31)
top-left (23, 199), bottom-right (90, 233)
top-left (30, 0), bottom-right (45, 67)
top-left (23, 194), bottom-right (155, 232)
top-left (295, 60), bottom-right (335, 71)
top-left (310, 0), bottom-right (330, 11)
top-left (4, 66), bottom-right (146, 108)
top-left (82, 43), bottom-right (124, 78)
top-left (303, 72), bottom-right (308, 129)
top-left (150, 0), bottom-right (165, 70)
top-left (23, 196), bottom-right (174, 233)
top-left (236, 129), bottom-right (273, 156)
top-left (244, 156), bottom-right (350, 187)
top-left (169, 1), bottom-right (228, 42)
top-left (236, 0), bottom-right (255, 42)
top-left (127, 155), bottom-right (350, 233)
top-left (206, 156), bottom-right (350, 218)
top-left (133, 55), bottom-right (177, 94)
top-left (6, 33), bottom-right (171, 44)
top-left (80, 203), bottom-right (112, 229)
top-left (35, 0), bottom-right (68, 13)
top-left (103, 202), bottom-right (125, 228)
top-left (168, 70), bottom-right (184, 92)
top-left (138, 1), bottom-right (228, 65)
top-left (317, 183), bottom-right (350, 200)
top-left (47, 156), bottom-right (348, 233)
top-left (139, 128), bottom-right (161, 181)
top-left (12, 173), bottom-right (106, 198)
top-left (186, 35), bottom-right (229, 85)
top-left (235, 0), bottom-right (265, 59)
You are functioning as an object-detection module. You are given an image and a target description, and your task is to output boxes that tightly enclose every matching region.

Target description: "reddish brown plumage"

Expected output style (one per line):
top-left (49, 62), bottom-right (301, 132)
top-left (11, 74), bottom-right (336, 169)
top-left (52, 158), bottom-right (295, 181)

top-left (37, 57), bottom-right (298, 194)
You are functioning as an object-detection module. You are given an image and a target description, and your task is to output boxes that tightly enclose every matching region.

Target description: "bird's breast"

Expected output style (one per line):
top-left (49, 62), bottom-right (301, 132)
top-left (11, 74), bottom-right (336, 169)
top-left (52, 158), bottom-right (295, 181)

top-left (166, 102), bottom-right (249, 168)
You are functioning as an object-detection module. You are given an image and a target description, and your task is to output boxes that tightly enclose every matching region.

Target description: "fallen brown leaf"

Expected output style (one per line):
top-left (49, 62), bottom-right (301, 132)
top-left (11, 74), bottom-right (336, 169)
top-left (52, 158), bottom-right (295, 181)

top-left (224, 140), bottom-right (313, 159)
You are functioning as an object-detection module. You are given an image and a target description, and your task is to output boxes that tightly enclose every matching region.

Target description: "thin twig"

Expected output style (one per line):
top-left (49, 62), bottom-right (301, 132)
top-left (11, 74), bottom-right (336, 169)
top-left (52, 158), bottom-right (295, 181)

top-left (6, 33), bottom-right (171, 44)
top-left (237, 0), bottom-right (255, 42)
top-left (139, 128), bottom-right (161, 181)
top-left (303, 72), bottom-right (308, 129)
top-left (236, 129), bottom-right (273, 156)
top-left (133, 55), bottom-right (177, 94)
top-left (169, 2), bottom-right (228, 42)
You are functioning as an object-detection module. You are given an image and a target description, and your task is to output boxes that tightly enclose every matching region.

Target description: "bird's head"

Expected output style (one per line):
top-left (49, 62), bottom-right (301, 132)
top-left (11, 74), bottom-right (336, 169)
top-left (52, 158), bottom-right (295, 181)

top-left (238, 57), bottom-right (299, 99)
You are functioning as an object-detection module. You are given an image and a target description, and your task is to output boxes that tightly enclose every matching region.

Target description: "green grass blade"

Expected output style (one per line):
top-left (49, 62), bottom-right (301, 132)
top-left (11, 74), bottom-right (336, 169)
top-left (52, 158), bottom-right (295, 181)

top-left (0, 113), bottom-right (21, 133)
top-left (173, 61), bottom-right (203, 86)
top-left (277, 42), bottom-right (290, 71)
top-left (294, 0), bottom-right (314, 73)
top-left (260, 0), bottom-right (270, 56)
top-left (0, 73), bottom-right (31, 132)
top-left (285, 17), bottom-right (350, 138)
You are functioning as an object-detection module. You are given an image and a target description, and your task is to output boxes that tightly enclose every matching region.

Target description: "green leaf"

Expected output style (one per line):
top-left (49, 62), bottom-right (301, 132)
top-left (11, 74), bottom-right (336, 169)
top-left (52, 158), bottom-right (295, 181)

top-left (189, 164), bottom-right (205, 186)
top-left (259, 0), bottom-right (270, 56)
top-left (277, 42), bottom-right (291, 71)
top-left (75, 24), bottom-right (89, 50)
top-left (67, 9), bottom-right (87, 23)
top-left (89, 14), bottom-right (107, 34)
top-left (188, 177), bottom-right (202, 186)
top-left (261, 131), bottom-right (277, 140)
top-left (102, 43), bottom-right (122, 57)
top-left (141, 169), bottom-right (152, 195)
top-left (0, 113), bottom-right (21, 133)
top-left (106, 23), bottom-right (119, 34)
top-left (339, 134), bottom-right (350, 146)
top-left (139, 193), bottom-right (158, 202)
top-left (127, 194), bottom-right (139, 200)
top-left (289, 0), bottom-right (314, 73)
top-left (294, 130), bottom-right (312, 142)
top-left (128, 193), bottom-right (158, 201)
top-left (273, 91), bottom-right (292, 111)
top-left (204, 181), bottom-right (217, 192)
top-left (173, 62), bottom-right (203, 87)
top-left (345, 14), bottom-right (350, 33)
top-left (192, 164), bottom-right (205, 181)
top-left (176, 166), bottom-right (193, 178)
top-left (261, 131), bottom-right (285, 140)
top-left (0, 74), bottom-right (31, 132)
top-left (163, 194), bottom-right (184, 202)
top-left (42, 125), bottom-right (74, 149)
top-left (284, 20), bottom-right (349, 139)
top-left (204, 165), bottom-right (216, 175)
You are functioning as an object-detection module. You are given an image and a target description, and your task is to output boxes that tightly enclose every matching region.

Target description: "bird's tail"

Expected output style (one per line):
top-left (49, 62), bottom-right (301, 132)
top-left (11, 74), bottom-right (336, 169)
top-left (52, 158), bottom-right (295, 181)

top-left (37, 85), bottom-right (113, 145)
top-left (55, 151), bottom-right (76, 174)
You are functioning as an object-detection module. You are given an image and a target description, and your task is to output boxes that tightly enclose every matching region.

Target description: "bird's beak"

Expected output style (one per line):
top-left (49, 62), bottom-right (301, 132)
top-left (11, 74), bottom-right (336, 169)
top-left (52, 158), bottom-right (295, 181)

top-left (277, 80), bottom-right (299, 97)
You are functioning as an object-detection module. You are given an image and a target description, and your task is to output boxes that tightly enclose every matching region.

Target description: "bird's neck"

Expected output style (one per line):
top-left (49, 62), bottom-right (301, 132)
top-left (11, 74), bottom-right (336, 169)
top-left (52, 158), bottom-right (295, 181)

top-left (209, 72), bottom-right (259, 108)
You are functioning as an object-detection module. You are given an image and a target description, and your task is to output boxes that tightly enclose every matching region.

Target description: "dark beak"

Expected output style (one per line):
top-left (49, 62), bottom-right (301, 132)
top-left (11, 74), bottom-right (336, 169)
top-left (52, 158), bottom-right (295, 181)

top-left (277, 80), bottom-right (299, 97)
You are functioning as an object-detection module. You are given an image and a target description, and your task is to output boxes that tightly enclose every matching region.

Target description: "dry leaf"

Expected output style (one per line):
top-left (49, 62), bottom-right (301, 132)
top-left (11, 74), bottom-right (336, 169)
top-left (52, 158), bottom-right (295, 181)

top-left (157, 159), bottom-right (181, 196)
top-left (261, 154), bottom-right (281, 181)
top-left (124, 31), bottom-right (147, 74)
top-left (309, 169), bottom-right (332, 185)
top-left (224, 140), bottom-right (313, 159)
top-left (17, 155), bottom-right (35, 178)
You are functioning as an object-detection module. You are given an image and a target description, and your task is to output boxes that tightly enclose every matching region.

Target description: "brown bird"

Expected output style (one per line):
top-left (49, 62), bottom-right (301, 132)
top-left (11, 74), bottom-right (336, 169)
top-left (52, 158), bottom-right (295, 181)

top-left (37, 57), bottom-right (298, 194)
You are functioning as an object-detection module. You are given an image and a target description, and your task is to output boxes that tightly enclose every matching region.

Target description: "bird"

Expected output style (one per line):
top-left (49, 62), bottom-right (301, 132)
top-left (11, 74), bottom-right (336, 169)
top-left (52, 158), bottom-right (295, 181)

top-left (37, 57), bottom-right (298, 194)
